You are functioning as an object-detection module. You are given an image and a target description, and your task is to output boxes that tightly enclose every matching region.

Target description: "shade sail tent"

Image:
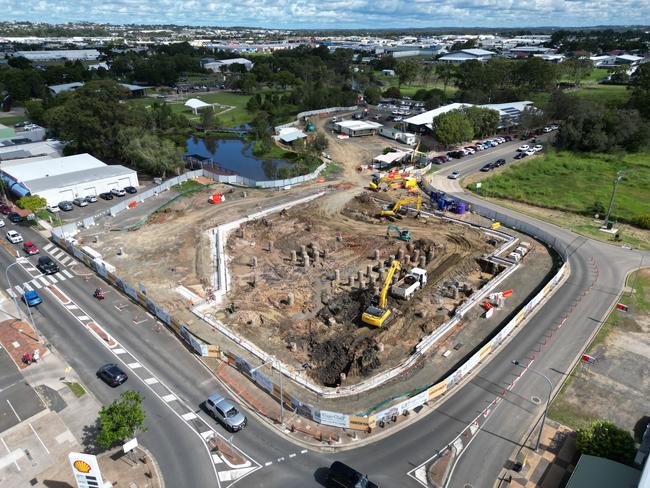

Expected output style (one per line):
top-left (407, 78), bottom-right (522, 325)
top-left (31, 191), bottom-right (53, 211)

top-left (184, 98), bottom-right (213, 114)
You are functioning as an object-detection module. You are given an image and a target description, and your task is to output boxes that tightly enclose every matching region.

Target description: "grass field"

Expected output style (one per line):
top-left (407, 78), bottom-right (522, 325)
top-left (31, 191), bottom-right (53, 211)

top-left (469, 150), bottom-right (650, 223)
top-left (571, 84), bottom-right (631, 108)
top-left (376, 73), bottom-right (458, 97)
top-left (128, 91), bottom-right (253, 127)
top-left (0, 114), bottom-right (28, 125)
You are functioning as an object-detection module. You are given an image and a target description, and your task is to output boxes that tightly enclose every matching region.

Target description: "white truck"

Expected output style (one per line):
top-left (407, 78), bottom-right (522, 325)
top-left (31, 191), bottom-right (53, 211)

top-left (391, 268), bottom-right (427, 300)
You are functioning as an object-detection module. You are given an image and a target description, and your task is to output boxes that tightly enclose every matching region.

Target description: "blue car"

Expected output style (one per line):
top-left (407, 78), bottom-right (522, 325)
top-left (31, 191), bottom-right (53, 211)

top-left (22, 290), bottom-right (42, 307)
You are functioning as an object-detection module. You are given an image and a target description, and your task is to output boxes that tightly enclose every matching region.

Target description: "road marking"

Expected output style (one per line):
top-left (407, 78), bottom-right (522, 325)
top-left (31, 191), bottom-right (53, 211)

top-left (300, 449), bottom-right (308, 454)
top-left (37, 276), bottom-right (50, 286)
top-left (113, 348), bottom-right (126, 354)
top-left (5, 289), bottom-right (16, 298)
top-left (6, 399), bottom-right (20, 421)
top-left (0, 438), bottom-right (21, 471)
top-left (182, 412), bottom-right (197, 421)
top-left (22, 283), bottom-right (33, 291)
top-left (264, 461), bottom-right (272, 467)
top-left (77, 315), bottom-right (90, 321)
top-left (14, 285), bottom-right (23, 295)
top-left (62, 269), bottom-right (73, 278)
top-left (144, 377), bottom-right (159, 385)
top-left (277, 457), bottom-right (285, 462)
top-left (43, 243), bottom-right (53, 251)
top-left (127, 362), bottom-right (142, 369)
top-left (66, 304), bottom-right (79, 310)
top-left (200, 430), bottom-right (214, 440)
top-left (31, 280), bottom-right (42, 289)
top-left (46, 275), bottom-right (58, 284)
top-left (29, 423), bottom-right (50, 454)
top-left (161, 394), bottom-right (177, 402)
top-left (60, 257), bottom-right (73, 265)
top-left (212, 454), bottom-right (223, 464)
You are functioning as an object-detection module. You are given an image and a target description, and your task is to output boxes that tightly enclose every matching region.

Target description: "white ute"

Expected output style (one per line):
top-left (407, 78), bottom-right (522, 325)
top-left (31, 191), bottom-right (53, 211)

top-left (391, 268), bottom-right (427, 300)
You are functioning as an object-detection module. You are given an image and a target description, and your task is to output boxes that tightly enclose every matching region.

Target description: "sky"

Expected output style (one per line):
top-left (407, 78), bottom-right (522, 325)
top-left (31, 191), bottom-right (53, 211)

top-left (0, 0), bottom-right (648, 29)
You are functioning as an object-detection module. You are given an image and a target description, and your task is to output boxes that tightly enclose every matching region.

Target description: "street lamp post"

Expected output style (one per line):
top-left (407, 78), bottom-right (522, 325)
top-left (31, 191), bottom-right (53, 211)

top-left (512, 360), bottom-right (553, 451)
top-left (604, 171), bottom-right (625, 229)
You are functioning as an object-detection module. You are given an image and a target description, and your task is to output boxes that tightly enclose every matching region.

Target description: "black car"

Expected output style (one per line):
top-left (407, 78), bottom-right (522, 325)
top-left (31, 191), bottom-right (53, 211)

top-left (480, 163), bottom-right (494, 172)
top-left (99, 192), bottom-right (114, 200)
top-left (37, 256), bottom-right (59, 274)
top-left (514, 152), bottom-right (527, 160)
top-left (504, 135), bottom-right (513, 142)
top-left (447, 151), bottom-right (465, 159)
top-left (124, 186), bottom-right (138, 194)
top-left (431, 157), bottom-right (444, 165)
top-left (97, 363), bottom-right (128, 387)
top-left (8, 212), bottom-right (25, 223)
top-left (494, 158), bottom-right (506, 167)
top-left (328, 461), bottom-right (379, 488)
top-left (58, 201), bottom-right (73, 211)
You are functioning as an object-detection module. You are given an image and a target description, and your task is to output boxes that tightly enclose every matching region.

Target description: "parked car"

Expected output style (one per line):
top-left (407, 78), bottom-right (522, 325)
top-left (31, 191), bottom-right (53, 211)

top-left (0, 204), bottom-right (11, 215)
top-left (533, 144), bottom-right (543, 152)
top-left (111, 188), bottom-right (126, 197)
top-left (46, 204), bottom-right (60, 213)
top-left (525, 149), bottom-right (536, 156)
top-left (0, 218), bottom-right (4, 228)
top-left (463, 146), bottom-right (475, 154)
top-left (97, 363), bottom-right (128, 387)
top-left (124, 186), bottom-right (137, 194)
top-left (437, 155), bottom-right (450, 163)
top-left (550, 124), bottom-right (559, 130)
top-left (22, 290), bottom-right (42, 307)
top-left (431, 157), bottom-right (444, 165)
top-left (6, 230), bottom-right (23, 243)
top-left (8, 212), bottom-right (24, 223)
top-left (328, 461), bottom-right (379, 488)
top-left (85, 195), bottom-right (98, 203)
top-left (517, 144), bottom-right (530, 152)
top-left (23, 241), bottom-right (39, 255)
top-left (494, 158), bottom-right (506, 167)
top-left (99, 192), bottom-right (114, 200)
top-left (37, 256), bottom-right (59, 274)
top-left (448, 171), bottom-right (461, 179)
top-left (480, 163), bottom-right (494, 172)
top-left (475, 143), bottom-right (485, 151)
top-left (58, 201), bottom-right (73, 211)
top-left (504, 135), bottom-right (513, 142)
top-left (392, 116), bottom-right (403, 122)
top-left (514, 152), bottom-right (527, 160)
top-left (543, 126), bottom-right (552, 133)
top-left (73, 197), bottom-right (88, 207)
top-left (204, 393), bottom-right (247, 432)
top-left (483, 140), bottom-right (494, 147)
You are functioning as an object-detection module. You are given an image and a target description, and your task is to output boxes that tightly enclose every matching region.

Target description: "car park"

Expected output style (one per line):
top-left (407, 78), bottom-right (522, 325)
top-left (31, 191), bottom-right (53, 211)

top-left (6, 230), bottom-right (23, 243)
top-left (73, 197), bottom-right (88, 207)
top-left (111, 188), bottom-right (126, 197)
top-left (8, 212), bottom-right (24, 223)
top-left (204, 393), bottom-right (247, 432)
top-left (23, 241), bottom-right (39, 255)
top-left (85, 195), bottom-right (98, 203)
top-left (124, 186), bottom-right (138, 194)
top-left (328, 461), bottom-right (379, 488)
top-left (46, 204), bottom-right (60, 213)
top-left (517, 144), bottom-right (530, 152)
top-left (533, 144), bottom-right (543, 152)
top-left (99, 192), bottom-right (114, 200)
top-left (97, 363), bottom-right (128, 387)
top-left (514, 152), bottom-right (527, 160)
top-left (448, 171), bottom-right (461, 179)
top-left (58, 201), bottom-right (73, 211)
top-left (22, 290), bottom-right (42, 307)
top-left (480, 163), bottom-right (494, 172)
top-left (37, 256), bottom-right (59, 274)
top-left (525, 149), bottom-right (536, 156)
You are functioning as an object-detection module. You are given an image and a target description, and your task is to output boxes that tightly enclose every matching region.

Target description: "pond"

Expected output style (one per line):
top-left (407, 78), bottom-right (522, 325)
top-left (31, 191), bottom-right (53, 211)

top-left (185, 136), bottom-right (293, 181)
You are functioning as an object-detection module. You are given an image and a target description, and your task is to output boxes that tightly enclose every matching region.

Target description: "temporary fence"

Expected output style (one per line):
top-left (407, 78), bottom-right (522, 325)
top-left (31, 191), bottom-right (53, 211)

top-left (274, 106), bottom-right (359, 131)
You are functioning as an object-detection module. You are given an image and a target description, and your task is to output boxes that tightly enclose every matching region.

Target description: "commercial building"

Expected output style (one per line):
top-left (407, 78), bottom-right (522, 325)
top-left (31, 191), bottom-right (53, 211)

top-left (438, 48), bottom-right (495, 64)
top-left (0, 153), bottom-right (138, 203)
top-left (48, 82), bottom-right (149, 97)
top-left (334, 120), bottom-right (383, 137)
top-left (203, 58), bottom-right (254, 72)
top-left (403, 103), bottom-right (470, 132)
top-left (481, 101), bottom-right (535, 128)
top-left (11, 49), bottom-right (101, 61)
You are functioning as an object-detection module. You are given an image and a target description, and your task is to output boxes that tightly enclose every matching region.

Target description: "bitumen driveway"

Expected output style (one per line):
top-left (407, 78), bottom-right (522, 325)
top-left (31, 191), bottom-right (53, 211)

top-left (0, 346), bottom-right (45, 433)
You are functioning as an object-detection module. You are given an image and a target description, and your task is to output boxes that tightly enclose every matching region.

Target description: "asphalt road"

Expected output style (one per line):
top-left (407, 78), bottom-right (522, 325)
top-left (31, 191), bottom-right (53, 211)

top-left (2, 140), bottom-right (649, 488)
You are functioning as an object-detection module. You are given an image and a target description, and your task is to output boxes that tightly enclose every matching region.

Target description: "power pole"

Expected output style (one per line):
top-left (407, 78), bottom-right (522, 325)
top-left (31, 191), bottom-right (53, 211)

top-left (604, 171), bottom-right (625, 229)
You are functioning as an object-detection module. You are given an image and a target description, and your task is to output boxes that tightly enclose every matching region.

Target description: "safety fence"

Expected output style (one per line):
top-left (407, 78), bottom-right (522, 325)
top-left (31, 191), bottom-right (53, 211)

top-left (274, 106), bottom-right (359, 131)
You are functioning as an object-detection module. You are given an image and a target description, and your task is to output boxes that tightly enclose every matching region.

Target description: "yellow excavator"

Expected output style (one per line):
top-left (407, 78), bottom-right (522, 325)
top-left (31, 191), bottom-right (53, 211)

top-left (369, 175), bottom-right (417, 192)
top-left (362, 260), bottom-right (401, 327)
top-left (379, 193), bottom-right (422, 218)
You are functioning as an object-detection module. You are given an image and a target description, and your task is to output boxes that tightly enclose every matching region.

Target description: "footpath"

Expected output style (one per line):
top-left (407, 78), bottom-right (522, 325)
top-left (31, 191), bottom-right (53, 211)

top-left (0, 296), bottom-right (163, 487)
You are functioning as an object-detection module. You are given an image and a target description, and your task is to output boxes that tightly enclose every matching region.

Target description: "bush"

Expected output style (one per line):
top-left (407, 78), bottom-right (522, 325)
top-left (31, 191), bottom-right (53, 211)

top-left (576, 420), bottom-right (636, 466)
top-left (632, 214), bottom-right (650, 229)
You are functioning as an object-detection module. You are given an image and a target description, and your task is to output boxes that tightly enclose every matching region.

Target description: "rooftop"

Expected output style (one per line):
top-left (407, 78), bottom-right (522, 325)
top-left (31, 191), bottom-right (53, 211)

top-left (403, 103), bottom-right (470, 128)
top-left (1, 153), bottom-right (105, 182)
top-left (335, 120), bottom-right (383, 130)
top-left (185, 98), bottom-right (212, 109)
top-left (25, 165), bottom-right (136, 194)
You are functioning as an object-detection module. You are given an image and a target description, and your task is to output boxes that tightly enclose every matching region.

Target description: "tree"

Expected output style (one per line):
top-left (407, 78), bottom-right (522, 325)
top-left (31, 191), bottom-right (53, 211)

top-left (309, 132), bottom-right (328, 153)
top-left (462, 106), bottom-right (500, 137)
top-left (395, 60), bottom-right (419, 87)
top-left (383, 86), bottom-right (401, 99)
top-left (436, 63), bottom-right (457, 94)
top-left (123, 133), bottom-right (184, 177)
top-left (434, 109), bottom-right (474, 147)
top-left (17, 195), bottom-right (46, 213)
top-left (576, 420), bottom-right (636, 466)
top-left (200, 108), bottom-right (215, 129)
top-left (518, 106), bottom-right (548, 135)
top-left (364, 86), bottom-right (381, 105)
top-left (563, 58), bottom-right (593, 86)
top-left (97, 391), bottom-right (147, 449)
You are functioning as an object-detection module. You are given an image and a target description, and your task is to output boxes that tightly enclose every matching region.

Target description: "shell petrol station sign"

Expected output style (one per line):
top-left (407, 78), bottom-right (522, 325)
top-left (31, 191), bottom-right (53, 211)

top-left (69, 452), bottom-right (106, 488)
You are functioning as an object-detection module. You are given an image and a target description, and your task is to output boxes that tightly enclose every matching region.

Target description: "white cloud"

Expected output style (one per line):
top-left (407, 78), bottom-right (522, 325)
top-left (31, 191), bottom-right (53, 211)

top-left (0, 0), bottom-right (645, 27)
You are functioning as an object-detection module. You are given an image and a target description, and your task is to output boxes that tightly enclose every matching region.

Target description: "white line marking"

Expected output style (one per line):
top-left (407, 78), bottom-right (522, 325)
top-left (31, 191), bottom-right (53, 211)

top-left (162, 394), bottom-right (177, 402)
top-left (277, 457), bottom-right (285, 462)
top-left (127, 362), bottom-right (142, 369)
top-left (182, 412), bottom-right (197, 421)
top-left (212, 454), bottom-right (223, 464)
top-left (265, 461), bottom-right (272, 467)
top-left (14, 285), bottom-right (24, 295)
top-left (46, 275), bottom-right (58, 284)
top-left (43, 243), bottom-right (53, 251)
top-left (200, 430), bottom-right (214, 440)
top-left (289, 453), bottom-right (296, 458)
top-left (66, 304), bottom-right (79, 310)
top-left (31, 280), bottom-right (42, 289)
top-left (300, 449), bottom-right (308, 454)
top-left (62, 269), bottom-right (73, 278)
top-left (6, 289), bottom-right (15, 298)
top-left (144, 377), bottom-right (159, 385)
top-left (6, 400), bottom-right (20, 421)
top-left (37, 276), bottom-right (50, 286)
top-left (22, 283), bottom-right (33, 291)
top-left (0, 438), bottom-right (20, 471)
top-left (77, 315), bottom-right (90, 321)
top-left (29, 424), bottom-right (50, 454)
top-left (113, 348), bottom-right (126, 354)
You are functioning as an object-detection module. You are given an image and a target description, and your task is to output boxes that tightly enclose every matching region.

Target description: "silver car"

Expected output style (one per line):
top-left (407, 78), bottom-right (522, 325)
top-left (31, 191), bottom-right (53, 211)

top-left (205, 393), bottom-right (247, 432)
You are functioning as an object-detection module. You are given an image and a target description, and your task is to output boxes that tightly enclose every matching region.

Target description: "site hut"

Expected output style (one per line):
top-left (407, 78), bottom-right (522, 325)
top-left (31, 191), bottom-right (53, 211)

top-left (275, 127), bottom-right (308, 146)
top-left (382, 69), bottom-right (396, 76)
top-left (0, 153), bottom-right (138, 204)
top-left (372, 150), bottom-right (411, 170)
top-left (184, 98), bottom-right (214, 115)
top-left (334, 120), bottom-right (383, 137)
top-left (378, 126), bottom-right (417, 146)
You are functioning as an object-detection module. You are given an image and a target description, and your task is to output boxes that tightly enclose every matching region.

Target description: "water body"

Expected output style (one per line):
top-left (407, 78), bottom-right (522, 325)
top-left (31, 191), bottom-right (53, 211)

top-left (185, 136), bottom-right (293, 181)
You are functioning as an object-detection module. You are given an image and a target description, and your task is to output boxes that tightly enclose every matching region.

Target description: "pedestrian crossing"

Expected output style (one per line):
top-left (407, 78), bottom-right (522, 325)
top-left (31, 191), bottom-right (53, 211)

top-left (6, 269), bottom-right (74, 298)
top-left (42, 242), bottom-right (76, 266)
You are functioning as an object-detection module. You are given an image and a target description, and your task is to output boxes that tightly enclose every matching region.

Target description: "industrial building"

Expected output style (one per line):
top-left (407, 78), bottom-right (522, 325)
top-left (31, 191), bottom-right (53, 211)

top-left (48, 82), bottom-right (150, 97)
top-left (11, 49), bottom-right (101, 61)
top-left (203, 58), bottom-right (254, 72)
top-left (0, 153), bottom-right (138, 203)
top-left (334, 120), bottom-right (382, 137)
top-left (438, 48), bottom-right (495, 64)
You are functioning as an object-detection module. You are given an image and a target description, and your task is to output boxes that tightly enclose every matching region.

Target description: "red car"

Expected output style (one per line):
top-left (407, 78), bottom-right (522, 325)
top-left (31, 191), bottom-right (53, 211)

top-left (23, 241), bottom-right (39, 255)
top-left (0, 204), bottom-right (12, 215)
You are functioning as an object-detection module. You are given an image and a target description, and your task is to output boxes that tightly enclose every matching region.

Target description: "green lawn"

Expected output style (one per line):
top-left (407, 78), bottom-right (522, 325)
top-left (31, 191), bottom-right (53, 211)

top-left (63, 382), bottom-right (86, 398)
top-left (570, 84), bottom-right (631, 108)
top-left (0, 114), bottom-right (28, 126)
top-left (469, 150), bottom-right (650, 223)
top-left (376, 73), bottom-right (458, 97)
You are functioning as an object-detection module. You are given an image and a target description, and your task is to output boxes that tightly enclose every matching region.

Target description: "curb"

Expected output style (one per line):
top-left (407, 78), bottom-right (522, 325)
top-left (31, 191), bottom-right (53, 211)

top-left (136, 445), bottom-right (165, 488)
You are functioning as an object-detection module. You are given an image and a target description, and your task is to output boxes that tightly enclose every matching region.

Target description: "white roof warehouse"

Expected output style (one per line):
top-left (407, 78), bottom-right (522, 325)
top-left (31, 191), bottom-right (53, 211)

top-left (0, 153), bottom-right (138, 204)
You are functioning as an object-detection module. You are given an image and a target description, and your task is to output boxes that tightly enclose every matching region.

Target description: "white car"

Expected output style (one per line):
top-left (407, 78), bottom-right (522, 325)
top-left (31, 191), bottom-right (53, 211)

top-left (448, 171), bottom-right (461, 180)
top-left (6, 230), bottom-right (23, 243)
top-left (0, 218), bottom-right (4, 228)
top-left (543, 127), bottom-right (552, 133)
top-left (111, 188), bottom-right (126, 197)
top-left (525, 149), bottom-right (536, 156)
top-left (518, 144), bottom-right (530, 152)
top-left (495, 137), bottom-right (505, 144)
top-left (475, 143), bottom-right (485, 151)
top-left (533, 144), bottom-right (543, 152)
top-left (46, 204), bottom-right (60, 213)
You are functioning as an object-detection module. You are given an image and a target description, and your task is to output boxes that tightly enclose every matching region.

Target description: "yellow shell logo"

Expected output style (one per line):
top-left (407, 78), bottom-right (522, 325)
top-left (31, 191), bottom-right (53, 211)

top-left (73, 460), bottom-right (92, 473)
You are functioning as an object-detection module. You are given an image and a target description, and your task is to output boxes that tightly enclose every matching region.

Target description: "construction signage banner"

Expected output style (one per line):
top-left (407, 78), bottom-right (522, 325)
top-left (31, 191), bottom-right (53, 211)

top-left (69, 452), bottom-right (105, 488)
